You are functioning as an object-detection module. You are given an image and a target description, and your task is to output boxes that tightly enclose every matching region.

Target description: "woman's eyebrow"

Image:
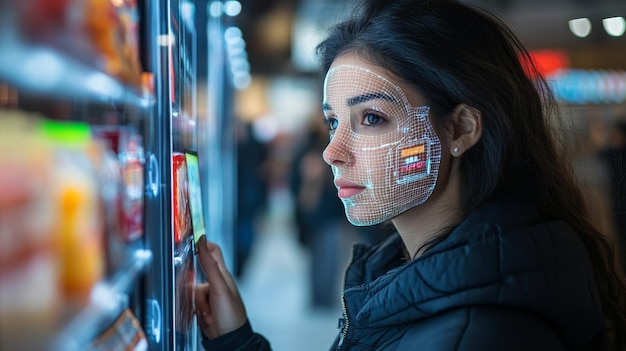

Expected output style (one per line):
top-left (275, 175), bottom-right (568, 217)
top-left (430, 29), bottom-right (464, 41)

top-left (347, 92), bottom-right (397, 106)
top-left (323, 92), bottom-right (397, 111)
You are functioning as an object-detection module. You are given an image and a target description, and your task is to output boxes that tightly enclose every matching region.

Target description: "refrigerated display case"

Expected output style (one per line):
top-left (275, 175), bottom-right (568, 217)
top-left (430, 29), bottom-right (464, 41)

top-left (0, 0), bottom-right (235, 350)
top-left (140, 0), bottom-right (201, 349)
top-left (0, 0), bottom-right (153, 350)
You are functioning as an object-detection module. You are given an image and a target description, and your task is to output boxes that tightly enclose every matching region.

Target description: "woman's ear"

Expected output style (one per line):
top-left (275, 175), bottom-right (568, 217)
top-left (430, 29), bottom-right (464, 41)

top-left (448, 104), bottom-right (482, 157)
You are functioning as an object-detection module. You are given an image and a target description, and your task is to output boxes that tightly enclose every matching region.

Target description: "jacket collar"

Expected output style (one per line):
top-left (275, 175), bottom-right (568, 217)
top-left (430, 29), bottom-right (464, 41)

top-left (342, 197), bottom-right (604, 347)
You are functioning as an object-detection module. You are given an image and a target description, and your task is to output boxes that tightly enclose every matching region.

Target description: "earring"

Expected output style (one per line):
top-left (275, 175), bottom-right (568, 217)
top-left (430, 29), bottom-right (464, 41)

top-left (453, 146), bottom-right (460, 154)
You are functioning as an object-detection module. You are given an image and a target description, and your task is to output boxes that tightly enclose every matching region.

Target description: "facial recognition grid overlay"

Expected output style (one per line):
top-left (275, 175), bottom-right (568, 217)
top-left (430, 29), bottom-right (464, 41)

top-left (323, 65), bottom-right (441, 226)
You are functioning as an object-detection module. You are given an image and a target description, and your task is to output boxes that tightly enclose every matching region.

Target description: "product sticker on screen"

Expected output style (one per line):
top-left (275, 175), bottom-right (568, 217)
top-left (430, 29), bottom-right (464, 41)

top-left (184, 150), bottom-right (206, 252)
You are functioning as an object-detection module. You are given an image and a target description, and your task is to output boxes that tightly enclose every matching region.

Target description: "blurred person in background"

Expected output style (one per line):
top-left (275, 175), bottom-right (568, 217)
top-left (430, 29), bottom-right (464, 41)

top-left (290, 123), bottom-right (345, 309)
top-left (234, 120), bottom-right (270, 278)
top-left (596, 120), bottom-right (626, 273)
top-left (195, 0), bottom-right (626, 350)
top-left (290, 121), bottom-right (391, 310)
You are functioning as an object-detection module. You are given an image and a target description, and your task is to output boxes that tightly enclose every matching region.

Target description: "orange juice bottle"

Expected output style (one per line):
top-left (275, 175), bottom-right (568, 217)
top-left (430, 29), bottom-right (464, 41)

top-left (42, 120), bottom-right (105, 312)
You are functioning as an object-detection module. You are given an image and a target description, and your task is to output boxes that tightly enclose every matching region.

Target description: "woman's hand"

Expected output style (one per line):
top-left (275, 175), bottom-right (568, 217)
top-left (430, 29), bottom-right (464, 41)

top-left (195, 236), bottom-right (247, 339)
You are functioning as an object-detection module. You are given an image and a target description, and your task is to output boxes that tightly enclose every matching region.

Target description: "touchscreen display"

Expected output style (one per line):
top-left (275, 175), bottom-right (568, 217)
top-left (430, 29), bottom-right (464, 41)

top-left (184, 150), bottom-right (206, 247)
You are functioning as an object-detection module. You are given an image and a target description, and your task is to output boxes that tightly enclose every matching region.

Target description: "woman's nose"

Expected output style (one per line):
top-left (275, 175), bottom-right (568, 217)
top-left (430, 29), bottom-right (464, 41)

top-left (322, 131), bottom-right (351, 167)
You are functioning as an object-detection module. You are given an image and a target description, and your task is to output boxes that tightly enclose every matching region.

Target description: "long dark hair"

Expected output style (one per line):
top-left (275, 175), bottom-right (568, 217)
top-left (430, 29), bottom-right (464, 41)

top-left (316, 0), bottom-right (626, 348)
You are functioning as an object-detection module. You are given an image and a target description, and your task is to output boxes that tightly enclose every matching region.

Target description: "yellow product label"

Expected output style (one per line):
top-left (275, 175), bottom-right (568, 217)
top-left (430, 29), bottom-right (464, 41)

top-left (400, 145), bottom-right (425, 157)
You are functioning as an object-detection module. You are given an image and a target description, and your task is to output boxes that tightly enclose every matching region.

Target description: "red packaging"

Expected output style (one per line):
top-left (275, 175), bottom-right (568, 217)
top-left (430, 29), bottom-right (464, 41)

top-left (172, 152), bottom-right (191, 243)
top-left (122, 132), bottom-right (144, 241)
top-left (92, 126), bottom-right (144, 241)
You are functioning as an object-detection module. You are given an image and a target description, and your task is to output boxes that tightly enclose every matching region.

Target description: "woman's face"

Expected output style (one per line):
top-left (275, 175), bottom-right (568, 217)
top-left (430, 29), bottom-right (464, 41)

top-left (322, 53), bottom-right (442, 226)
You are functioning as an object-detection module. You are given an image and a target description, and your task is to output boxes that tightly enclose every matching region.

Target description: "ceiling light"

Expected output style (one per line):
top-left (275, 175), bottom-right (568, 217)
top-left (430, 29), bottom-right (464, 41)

top-left (602, 17), bottom-right (626, 37)
top-left (209, 1), bottom-right (222, 18)
top-left (224, 1), bottom-right (242, 17)
top-left (569, 18), bottom-right (592, 38)
top-left (224, 26), bottom-right (242, 41)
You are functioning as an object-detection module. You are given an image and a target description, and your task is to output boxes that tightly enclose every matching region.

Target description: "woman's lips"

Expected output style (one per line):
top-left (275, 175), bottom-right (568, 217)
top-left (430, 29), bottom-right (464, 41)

top-left (335, 179), bottom-right (366, 199)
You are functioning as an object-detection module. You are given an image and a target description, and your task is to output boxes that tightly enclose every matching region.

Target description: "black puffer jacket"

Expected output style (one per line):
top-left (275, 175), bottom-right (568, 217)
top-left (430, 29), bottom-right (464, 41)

top-left (331, 197), bottom-right (606, 350)
top-left (202, 197), bottom-right (606, 350)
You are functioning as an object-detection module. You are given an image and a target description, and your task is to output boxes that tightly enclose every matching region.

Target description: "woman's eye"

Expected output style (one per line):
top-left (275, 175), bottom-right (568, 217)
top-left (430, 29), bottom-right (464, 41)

top-left (363, 112), bottom-right (384, 126)
top-left (323, 116), bottom-right (339, 130)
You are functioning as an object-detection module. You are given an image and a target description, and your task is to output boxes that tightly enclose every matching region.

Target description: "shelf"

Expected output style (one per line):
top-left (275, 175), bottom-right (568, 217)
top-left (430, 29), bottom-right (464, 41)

top-left (51, 247), bottom-right (153, 351)
top-left (0, 38), bottom-right (151, 109)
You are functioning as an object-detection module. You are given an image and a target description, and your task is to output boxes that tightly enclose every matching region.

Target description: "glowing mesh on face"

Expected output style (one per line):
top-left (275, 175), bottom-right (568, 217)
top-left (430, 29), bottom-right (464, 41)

top-left (322, 64), bottom-right (441, 226)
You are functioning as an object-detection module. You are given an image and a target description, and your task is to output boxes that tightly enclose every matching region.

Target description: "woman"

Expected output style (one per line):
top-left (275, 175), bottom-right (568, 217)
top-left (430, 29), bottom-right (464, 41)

top-left (195, 0), bottom-right (626, 350)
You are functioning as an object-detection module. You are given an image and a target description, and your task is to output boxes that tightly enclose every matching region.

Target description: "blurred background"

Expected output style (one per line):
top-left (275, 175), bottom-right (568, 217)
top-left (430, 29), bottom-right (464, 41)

top-left (0, 0), bottom-right (625, 350)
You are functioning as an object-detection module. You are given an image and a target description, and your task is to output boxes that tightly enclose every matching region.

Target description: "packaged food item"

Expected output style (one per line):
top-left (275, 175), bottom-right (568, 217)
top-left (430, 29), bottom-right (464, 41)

top-left (41, 119), bottom-right (105, 310)
top-left (173, 152), bottom-right (192, 243)
top-left (0, 110), bottom-right (61, 351)
top-left (13, 0), bottom-right (143, 88)
top-left (92, 126), bottom-right (145, 242)
top-left (85, 308), bottom-right (148, 351)
top-left (141, 72), bottom-right (155, 100)
top-left (0, 108), bottom-right (143, 350)
top-left (121, 131), bottom-right (145, 241)
top-left (83, 0), bottom-right (142, 87)
top-left (90, 136), bottom-right (126, 277)
top-left (17, 0), bottom-right (74, 44)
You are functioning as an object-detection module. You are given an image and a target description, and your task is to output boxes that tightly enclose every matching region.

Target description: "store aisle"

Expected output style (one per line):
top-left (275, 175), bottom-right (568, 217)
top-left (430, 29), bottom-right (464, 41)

top-left (236, 187), bottom-right (340, 351)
